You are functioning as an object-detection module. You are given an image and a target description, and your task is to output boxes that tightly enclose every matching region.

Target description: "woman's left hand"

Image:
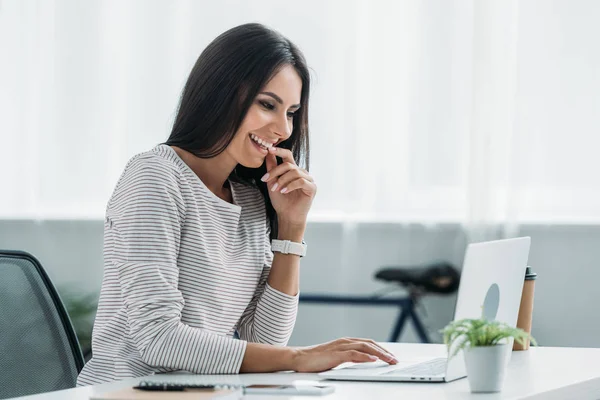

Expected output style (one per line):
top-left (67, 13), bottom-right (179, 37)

top-left (261, 146), bottom-right (317, 225)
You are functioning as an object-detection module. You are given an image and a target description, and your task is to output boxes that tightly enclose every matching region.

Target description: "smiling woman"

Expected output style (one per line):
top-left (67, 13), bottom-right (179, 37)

top-left (76, 23), bottom-right (397, 386)
top-left (165, 23), bottom-right (311, 237)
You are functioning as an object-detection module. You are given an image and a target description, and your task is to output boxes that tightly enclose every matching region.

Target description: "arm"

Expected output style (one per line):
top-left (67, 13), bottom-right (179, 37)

top-left (109, 159), bottom-right (246, 374)
top-left (258, 146), bottom-right (313, 297)
top-left (111, 158), bottom-right (397, 374)
top-left (235, 146), bottom-right (401, 372)
top-left (240, 337), bottom-right (400, 373)
top-left (235, 220), bottom-right (302, 345)
top-left (267, 219), bottom-right (305, 295)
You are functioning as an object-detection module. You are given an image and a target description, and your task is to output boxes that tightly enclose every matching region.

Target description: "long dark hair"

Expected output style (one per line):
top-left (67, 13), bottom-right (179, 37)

top-left (165, 23), bottom-right (310, 239)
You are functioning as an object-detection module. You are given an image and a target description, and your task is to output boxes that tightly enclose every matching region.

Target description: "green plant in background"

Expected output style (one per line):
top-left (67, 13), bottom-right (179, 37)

top-left (58, 287), bottom-right (98, 361)
top-left (441, 318), bottom-right (537, 358)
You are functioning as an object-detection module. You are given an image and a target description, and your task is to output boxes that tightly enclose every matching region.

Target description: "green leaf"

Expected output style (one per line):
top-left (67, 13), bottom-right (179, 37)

top-left (439, 317), bottom-right (537, 360)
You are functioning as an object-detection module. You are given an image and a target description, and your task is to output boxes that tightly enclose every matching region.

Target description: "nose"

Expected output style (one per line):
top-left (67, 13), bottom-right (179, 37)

top-left (272, 112), bottom-right (292, 140)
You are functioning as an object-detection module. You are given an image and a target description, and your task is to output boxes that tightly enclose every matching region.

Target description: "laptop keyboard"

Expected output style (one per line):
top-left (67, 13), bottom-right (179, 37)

top-left (385, 357), bottom-right (447, 377)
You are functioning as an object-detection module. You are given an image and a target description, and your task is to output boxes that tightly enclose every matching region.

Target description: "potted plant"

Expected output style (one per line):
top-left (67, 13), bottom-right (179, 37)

top-left (441, 318), bottom-right (536, 393)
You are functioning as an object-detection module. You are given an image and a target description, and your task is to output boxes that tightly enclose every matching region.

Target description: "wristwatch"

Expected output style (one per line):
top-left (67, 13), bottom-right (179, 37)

top-left (271, 239), bottom-right (307, 257)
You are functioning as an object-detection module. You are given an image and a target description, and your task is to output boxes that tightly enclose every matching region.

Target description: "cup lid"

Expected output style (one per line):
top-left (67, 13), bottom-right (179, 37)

top-left (525, 266), bottom-right (537, 280)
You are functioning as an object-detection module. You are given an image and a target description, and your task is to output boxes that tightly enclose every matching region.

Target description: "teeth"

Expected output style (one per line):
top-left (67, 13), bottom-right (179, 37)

top-left (251, 134), bottom-right (273, 149)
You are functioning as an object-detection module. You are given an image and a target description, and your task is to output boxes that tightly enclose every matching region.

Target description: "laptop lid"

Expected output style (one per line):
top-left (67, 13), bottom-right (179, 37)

top-left (444, 237), bottom-right (531, 382)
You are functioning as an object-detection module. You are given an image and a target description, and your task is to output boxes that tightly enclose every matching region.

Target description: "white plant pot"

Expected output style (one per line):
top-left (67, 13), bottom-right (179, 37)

top-left (464, 343), bottom-right (510, 393)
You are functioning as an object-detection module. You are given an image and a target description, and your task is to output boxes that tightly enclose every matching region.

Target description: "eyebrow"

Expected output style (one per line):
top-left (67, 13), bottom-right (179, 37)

top-left (260, 92), bottom-right (301, 109)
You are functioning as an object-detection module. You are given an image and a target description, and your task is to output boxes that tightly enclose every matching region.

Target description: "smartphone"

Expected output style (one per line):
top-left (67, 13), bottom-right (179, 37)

top-left (244, 384), bottom-right (335, 396)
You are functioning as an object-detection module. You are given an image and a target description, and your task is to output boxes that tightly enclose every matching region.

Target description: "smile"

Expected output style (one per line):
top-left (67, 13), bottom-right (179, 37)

top-left (250, 134), bottom-right (275, 150)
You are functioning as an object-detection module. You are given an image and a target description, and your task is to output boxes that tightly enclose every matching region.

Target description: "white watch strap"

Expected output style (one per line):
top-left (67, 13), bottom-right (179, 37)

top-left (271, 239), bottom-right (307, 257)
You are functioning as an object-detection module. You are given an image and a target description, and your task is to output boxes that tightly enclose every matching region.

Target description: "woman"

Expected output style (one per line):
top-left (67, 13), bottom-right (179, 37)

top-left (77, 23), bottom-right (398, 385)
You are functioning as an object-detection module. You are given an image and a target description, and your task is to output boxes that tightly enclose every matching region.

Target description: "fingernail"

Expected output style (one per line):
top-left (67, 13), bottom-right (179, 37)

top-left (261, 173), bottom-right (269, 182)
top-left (271, 182), bottom-right (279, 192)
top-left (280, 187), bottom-right (287, 194)
top-left (369, 355), bottom-right (378, 360)
top-left (269, 147), bottom-right (276, 152)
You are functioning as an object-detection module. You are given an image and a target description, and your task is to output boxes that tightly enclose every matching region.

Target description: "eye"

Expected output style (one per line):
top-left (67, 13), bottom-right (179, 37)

top-left (260, 101), bottom-right (275, 110)
top-left (287, 111), bottom-right (296, 119)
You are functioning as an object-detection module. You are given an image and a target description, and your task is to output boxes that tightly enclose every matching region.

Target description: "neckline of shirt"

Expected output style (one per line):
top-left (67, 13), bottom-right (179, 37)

top-left (156, 144), bottom-right (242, 213)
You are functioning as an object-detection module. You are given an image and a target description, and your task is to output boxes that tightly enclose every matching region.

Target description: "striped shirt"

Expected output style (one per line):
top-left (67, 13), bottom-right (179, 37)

top-left (77, 144), bottom-right (299, 385)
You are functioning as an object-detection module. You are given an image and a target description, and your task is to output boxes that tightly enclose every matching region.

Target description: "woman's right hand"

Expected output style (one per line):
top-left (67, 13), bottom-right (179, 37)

top-left (290, 337), bottom-right (399, 373)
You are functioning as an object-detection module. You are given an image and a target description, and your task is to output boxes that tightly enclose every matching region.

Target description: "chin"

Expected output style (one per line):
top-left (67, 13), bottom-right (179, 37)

top-left (238, 157), bottom-right (265, 170)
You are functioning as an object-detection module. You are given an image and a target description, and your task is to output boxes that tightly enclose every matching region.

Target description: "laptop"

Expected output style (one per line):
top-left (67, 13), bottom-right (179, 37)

top-left (318, 237), bottom-right (531, 383)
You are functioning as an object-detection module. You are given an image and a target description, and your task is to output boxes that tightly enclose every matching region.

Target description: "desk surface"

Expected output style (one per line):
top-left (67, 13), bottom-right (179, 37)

top-left (14, 343), bottom-right (600, 400)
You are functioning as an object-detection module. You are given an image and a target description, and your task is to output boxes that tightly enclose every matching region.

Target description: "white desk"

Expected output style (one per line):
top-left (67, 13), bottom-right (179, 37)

top-left (13, 343), bottom-right (600, 400)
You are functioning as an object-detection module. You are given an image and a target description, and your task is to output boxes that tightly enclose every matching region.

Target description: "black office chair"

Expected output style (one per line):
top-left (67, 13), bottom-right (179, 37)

top-left (0, 250), bottom-right (84, 399)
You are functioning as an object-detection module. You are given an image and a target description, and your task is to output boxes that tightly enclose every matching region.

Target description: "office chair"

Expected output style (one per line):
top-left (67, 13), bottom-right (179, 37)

top-left (0, 250), bottom-right (84, 399)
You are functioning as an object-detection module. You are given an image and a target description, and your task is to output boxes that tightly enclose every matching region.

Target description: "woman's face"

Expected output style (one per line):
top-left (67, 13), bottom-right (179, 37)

top-left (227, 64), bottom-right (302, 168)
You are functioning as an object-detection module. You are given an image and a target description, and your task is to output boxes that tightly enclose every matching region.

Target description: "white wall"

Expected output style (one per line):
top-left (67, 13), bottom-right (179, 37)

top-left (2, 221), bottom-right (598, 348)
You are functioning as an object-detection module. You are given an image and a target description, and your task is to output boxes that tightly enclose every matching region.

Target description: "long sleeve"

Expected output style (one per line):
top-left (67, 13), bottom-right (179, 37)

top-left (78, 145), bottom-right (288, 385)
top-left (236, 222), bottom-right (299, 345)
top-left (106, 158), bottom-right (246, 374)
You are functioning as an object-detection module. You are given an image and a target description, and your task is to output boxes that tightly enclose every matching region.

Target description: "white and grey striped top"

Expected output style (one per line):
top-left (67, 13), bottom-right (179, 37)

top-left (77, 145), bottom-right (298, 385)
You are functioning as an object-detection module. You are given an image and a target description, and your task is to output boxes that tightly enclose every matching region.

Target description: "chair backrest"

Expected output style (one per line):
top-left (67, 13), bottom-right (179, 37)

top-left (0, 250), bottom-right (84, 399)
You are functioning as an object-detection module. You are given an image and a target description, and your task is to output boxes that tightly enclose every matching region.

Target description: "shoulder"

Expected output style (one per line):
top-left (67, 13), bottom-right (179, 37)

top-left (108, 145), bottom-right (188, 209)
top-left (127, 145), bottom-right (182, 176)
top-left (118, 145), bottom-right (186, 187)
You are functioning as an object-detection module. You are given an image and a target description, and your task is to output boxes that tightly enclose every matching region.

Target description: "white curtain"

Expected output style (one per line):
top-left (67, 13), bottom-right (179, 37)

top-left (2, 0), bottom-right (600, 232)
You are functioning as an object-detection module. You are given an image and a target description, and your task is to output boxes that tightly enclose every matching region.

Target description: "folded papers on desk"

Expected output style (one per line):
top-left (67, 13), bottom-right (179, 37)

top-left (90, 386), bottom-right (242, 400)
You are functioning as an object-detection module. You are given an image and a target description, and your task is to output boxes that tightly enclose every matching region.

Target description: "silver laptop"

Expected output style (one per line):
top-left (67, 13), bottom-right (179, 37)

top-left (319, 237), bottom-right (531, 383)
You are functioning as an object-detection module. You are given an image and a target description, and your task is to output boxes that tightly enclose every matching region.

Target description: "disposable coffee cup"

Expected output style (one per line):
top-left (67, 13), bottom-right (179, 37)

top-left (513, 266), bottom-right (537, 351)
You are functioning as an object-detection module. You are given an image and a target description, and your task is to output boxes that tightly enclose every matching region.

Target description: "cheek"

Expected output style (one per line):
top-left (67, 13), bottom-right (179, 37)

top-left (241, 107), bottom-right (270, 131)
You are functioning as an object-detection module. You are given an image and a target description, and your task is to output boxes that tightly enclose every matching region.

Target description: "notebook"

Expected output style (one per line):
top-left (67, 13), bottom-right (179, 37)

top-left (90, 383), bottom-right (243, 400)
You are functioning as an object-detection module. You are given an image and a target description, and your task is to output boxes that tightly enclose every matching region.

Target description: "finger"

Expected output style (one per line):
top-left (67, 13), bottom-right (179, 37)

top-left (268, 146), bottom-right (296, 165)
top-left (273, 169), bottom-right (304, 190)
top-left (338, 350), bottom-right (379, 364)
top-left (267, 165), bottom-right (314, 187)
top-left (345, 338), bottom-right (398, 362)
top-left (300, 170), bottom-right (314, 182)
top-left (279, 178), bottom-right (317, 197)
top-left (336, 343), bottom-right (397, 364)
top-left (330, 337), bottom-right (354, 347)
top-left (261, 162), bottom-right (296, 183)
top-left (265, 152), bottom-right (277, 173)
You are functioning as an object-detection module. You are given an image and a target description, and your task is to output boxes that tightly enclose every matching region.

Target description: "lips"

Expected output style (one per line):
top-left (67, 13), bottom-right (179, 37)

top-left (249, 134), bottom-right (268, 154)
